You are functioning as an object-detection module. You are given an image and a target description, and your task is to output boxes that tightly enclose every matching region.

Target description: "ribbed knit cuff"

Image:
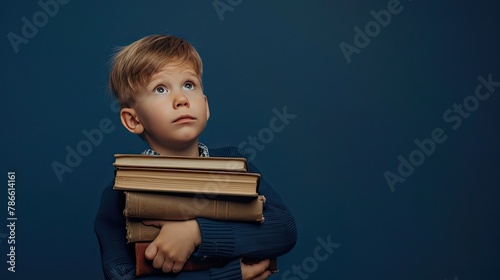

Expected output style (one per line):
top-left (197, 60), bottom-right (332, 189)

top-left (209, 258), bottom-right (242, 280)
top-left (196, 218), bottom-right (236, 258)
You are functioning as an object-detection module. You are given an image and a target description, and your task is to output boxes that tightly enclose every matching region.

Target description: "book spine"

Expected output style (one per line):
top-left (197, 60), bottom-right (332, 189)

top-left (124, 192), bottom-right (265, 222)
top-left (113, 168), bottom-right (260, 196)
top-left (126, 218), bottom-right (160, 243)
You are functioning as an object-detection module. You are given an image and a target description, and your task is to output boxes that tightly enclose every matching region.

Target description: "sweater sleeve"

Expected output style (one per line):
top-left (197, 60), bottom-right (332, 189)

top-left (94, 183), bottom-right (136, 279)
top-left (94, 184), bottom-right (244, 280)
top-left (194, 158), bottom-right (297, 259)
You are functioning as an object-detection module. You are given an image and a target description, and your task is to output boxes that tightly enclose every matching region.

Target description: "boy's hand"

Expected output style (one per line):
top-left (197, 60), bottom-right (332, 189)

top-left (241, 259), bottom-right (272, 280)
top-left (142, 219), bottom-right (201, 273)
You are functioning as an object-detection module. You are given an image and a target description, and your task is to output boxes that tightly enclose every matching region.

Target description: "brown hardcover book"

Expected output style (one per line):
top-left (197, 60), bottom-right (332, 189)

top-left (134, 242), bottom-right (278, 276)
top-left (113, 168), bottom-right (260, 197)
top-left (113, 154), bottom-right (248, 172)
top-left (124, 191), bottom-right (266, 222)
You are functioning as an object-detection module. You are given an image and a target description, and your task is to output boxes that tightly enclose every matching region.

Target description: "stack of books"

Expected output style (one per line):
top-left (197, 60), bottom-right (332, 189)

top-left (112, 154), bottom-right (275, 276)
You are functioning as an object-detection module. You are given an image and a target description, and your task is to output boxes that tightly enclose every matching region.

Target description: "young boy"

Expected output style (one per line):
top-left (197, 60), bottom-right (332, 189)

top-left (94, 35), bottom-right (297, 280)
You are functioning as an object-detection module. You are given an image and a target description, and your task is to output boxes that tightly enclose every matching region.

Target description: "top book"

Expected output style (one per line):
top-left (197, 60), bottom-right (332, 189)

top-left (113, 154), bottom-right (248, 172)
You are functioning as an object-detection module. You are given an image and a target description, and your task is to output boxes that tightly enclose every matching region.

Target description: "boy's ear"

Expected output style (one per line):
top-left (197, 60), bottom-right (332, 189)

top-left (204, 95), bottom-right (210, 120)
top-left (120, 108), bottom-right (144, 135)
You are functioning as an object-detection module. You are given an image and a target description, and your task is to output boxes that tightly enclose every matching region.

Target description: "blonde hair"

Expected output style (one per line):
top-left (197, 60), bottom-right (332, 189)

top-left (109, 35), bottom-right (203, 108)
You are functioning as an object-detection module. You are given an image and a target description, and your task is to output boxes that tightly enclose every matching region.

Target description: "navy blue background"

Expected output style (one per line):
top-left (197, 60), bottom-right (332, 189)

top-left (1, 1), bottom-right (499, 279)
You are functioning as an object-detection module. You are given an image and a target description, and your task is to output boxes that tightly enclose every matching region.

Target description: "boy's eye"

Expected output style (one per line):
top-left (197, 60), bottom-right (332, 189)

top-left (153, 86), bottom-right (168, 95)
top-left (183, 82), bottom-right (195, 90)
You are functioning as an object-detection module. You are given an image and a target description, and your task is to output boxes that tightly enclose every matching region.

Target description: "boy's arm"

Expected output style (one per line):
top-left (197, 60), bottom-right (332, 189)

top-left (94, 150), bottom-right (296, 278)
top-left (94, 183), bottom-right (136, 279)
top-left (194, 161), bottom-right (297, 259)
top-left (94, 183), bottom-right (252, 280)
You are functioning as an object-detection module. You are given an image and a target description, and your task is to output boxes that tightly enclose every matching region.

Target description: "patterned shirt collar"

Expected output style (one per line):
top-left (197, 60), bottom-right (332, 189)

top-left (141, 142), bottom-right (210, 157)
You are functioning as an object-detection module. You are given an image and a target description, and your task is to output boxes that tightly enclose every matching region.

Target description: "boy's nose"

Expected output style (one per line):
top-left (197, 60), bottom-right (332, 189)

top-left (173, 91), bottom-right (190, 108)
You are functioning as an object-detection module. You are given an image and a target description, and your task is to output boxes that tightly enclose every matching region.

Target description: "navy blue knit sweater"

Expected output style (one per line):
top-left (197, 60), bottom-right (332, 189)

top-left (94, 146), bottom-right (297, 279)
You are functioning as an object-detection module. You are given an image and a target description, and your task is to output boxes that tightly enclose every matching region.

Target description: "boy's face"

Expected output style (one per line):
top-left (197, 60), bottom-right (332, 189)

top-left (121, 61), bottom-right (209, 152)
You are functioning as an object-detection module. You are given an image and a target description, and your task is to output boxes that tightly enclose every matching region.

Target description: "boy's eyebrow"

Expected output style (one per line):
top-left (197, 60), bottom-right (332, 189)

top-left (146, 70), bottom-right (200, 89)
top-left (181, 72), bottom-right (199, 82)
top-left (180, 69), bottom-right (199, 79)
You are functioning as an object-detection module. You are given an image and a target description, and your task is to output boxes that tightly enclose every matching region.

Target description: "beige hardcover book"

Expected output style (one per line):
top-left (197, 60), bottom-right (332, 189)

top-left (113, 154), bottom-right (248, 172)
top-left (126, 218), bottom-right (159, 243)
top-left (124, 192), bottom-right (266, 222)
top-left (113, 168), bottom-right (260, 197)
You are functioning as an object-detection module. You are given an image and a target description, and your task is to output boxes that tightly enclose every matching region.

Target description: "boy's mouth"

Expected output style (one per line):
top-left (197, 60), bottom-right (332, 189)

top-left (173, 114), bottom-right (196, 123)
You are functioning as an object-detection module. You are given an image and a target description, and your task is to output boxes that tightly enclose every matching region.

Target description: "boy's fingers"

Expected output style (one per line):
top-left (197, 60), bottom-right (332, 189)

top-left (172, 260), bottom-right (185, 273)
top-left (254, 259), bottom-right (270, 272)
top-left (242, 259), bottom-right (270, 279)
top-left (254, 270), bottom-right (272, 280)
top-left (144, 242), bottom-right (158, 260)
top-left (152, 254), bottom-right (166, 269)
top-left (161, 259), bottom-right (175, 273)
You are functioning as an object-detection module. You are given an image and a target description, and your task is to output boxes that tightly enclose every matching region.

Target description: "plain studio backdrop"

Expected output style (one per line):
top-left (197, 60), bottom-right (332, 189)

top-left (1, 1), bottom-right (499, 279)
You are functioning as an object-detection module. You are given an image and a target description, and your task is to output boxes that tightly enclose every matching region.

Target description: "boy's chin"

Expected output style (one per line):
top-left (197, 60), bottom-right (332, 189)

top-left (176, 133), bottom-right (201, 143)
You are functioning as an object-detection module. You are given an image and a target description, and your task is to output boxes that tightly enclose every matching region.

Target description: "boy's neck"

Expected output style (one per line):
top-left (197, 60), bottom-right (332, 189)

top-left (148, 141), bottom-right (200, 157)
